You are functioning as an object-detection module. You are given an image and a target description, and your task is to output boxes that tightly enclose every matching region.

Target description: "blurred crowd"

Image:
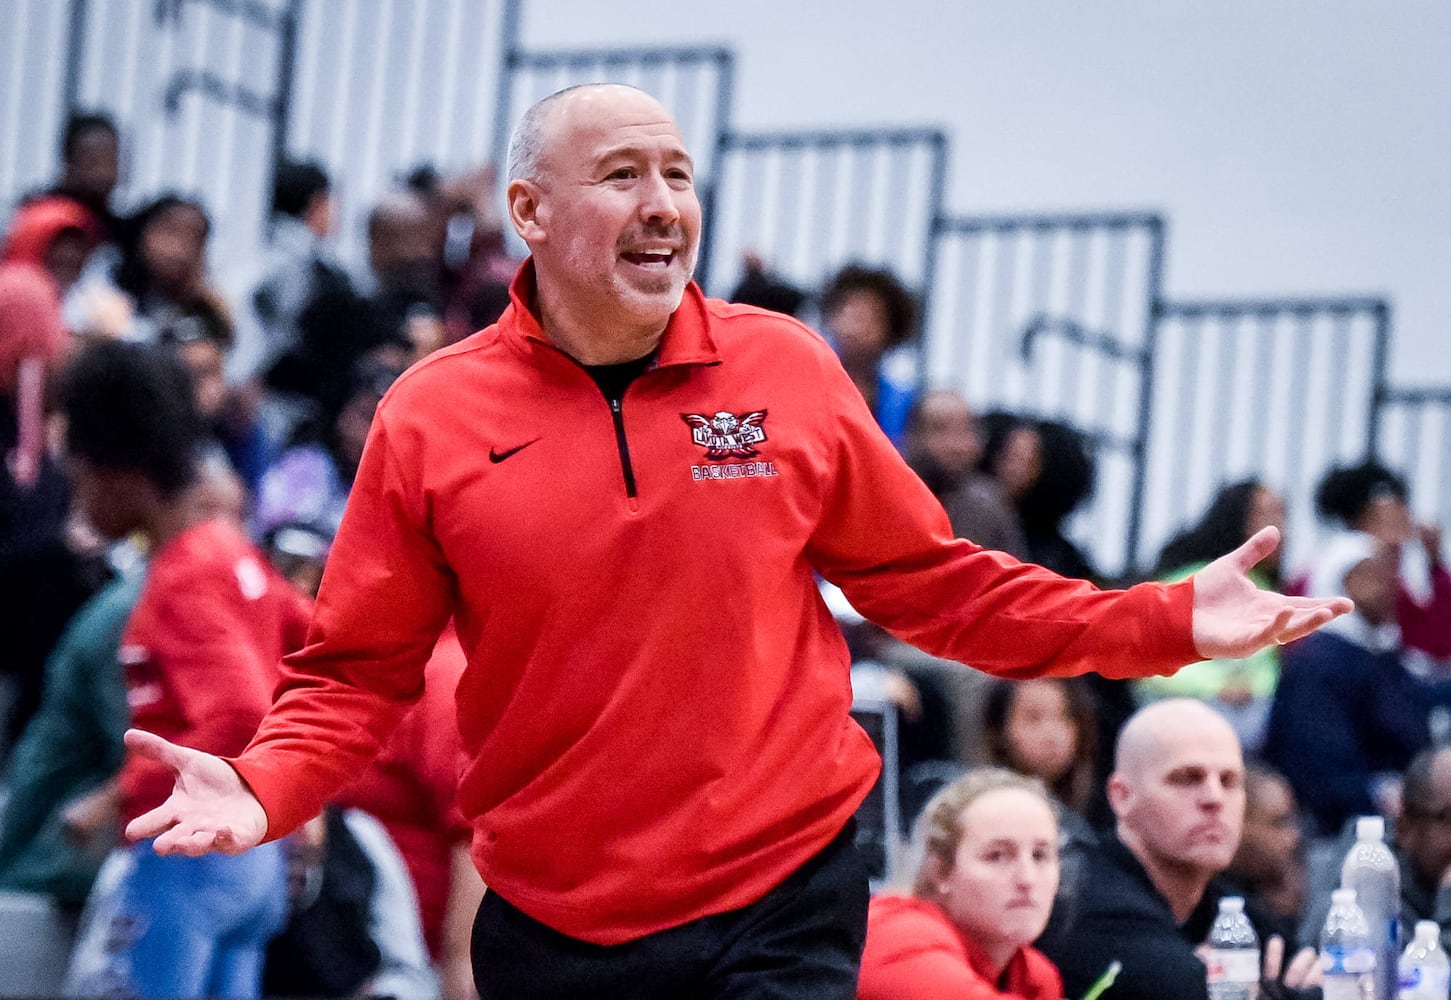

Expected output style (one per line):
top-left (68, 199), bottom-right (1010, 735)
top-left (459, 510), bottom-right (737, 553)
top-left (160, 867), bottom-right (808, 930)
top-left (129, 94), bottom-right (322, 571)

top-left (2, 111), bottom-right (1449, 999)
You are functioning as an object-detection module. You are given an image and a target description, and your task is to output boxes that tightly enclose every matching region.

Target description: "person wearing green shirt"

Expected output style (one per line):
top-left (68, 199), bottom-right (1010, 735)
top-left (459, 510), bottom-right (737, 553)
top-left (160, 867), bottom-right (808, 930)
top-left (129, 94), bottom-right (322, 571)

top-left (0, 569), bottom-right (140, 906)
top-left (1137, 481), bottom-right (1287, 752)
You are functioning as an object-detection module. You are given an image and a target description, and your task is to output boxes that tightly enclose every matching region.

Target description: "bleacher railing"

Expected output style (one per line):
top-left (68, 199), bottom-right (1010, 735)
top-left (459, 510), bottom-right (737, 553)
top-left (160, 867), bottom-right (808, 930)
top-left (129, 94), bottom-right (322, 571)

top-left (1, 0), bottom-right (1445, 579)
top-left (703, 127), bottom-right (948, 301)
top-left (1142, 297), bottom-right (1389, 576)
top-left (2, 0), bottom-right (519, 271)
top-left (1377, 387), bottom-right (1451, 539)
top-left (923, 212), bottom-right (1166, 578)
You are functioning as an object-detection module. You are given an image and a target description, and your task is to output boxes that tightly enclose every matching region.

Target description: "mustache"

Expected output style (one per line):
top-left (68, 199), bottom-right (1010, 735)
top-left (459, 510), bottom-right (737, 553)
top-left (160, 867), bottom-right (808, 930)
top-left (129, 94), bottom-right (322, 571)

top-left (618, 226), bottom-right (690, 250)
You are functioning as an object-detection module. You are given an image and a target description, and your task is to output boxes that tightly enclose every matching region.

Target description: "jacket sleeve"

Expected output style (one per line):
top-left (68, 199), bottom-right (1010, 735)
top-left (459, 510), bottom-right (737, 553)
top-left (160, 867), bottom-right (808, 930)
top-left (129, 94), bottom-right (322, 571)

top-left (230, 414), bottom-right (456, 842)
top-left (419, 640), bottom-right (472, 842)
top-left (803, 348), bottom-right (1199, 680)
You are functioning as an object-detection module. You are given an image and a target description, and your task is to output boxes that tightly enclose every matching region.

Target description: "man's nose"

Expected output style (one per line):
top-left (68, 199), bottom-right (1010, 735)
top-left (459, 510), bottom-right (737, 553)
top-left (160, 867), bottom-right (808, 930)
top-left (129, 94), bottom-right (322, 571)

top-left (638, 171), bottom-right (680, 225)
top-left (1200, 780), bottom-right (1228, 808)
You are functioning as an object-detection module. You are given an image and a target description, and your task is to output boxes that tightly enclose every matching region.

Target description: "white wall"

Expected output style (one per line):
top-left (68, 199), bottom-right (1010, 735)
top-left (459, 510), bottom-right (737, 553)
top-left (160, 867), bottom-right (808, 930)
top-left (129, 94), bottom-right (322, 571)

top-left (523, 0), bottom-right (1451, 388)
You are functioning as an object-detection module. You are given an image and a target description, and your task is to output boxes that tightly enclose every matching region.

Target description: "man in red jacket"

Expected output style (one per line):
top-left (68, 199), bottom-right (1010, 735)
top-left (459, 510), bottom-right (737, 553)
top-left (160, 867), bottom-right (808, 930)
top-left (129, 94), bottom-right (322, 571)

top-left (126, 84), bottom-right (1352, 1000)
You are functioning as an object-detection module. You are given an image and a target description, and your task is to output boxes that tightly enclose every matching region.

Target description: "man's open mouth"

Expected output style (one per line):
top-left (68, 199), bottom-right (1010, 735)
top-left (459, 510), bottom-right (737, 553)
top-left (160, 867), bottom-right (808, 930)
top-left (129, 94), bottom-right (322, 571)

top-left (621, 249), bottom-right (676, 267)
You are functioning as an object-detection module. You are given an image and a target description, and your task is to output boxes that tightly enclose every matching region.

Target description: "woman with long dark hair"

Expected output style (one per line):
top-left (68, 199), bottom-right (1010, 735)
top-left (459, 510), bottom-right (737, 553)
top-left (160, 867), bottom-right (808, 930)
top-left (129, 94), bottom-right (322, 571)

top-left (980, 678), bottom-right (1098, 824)
top-left (1139, 479), bottom-right (1287, 752)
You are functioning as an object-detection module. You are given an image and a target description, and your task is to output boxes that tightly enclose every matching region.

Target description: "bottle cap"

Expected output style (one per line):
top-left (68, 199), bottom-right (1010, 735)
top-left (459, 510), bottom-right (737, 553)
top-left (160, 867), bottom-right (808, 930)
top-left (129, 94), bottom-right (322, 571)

top-left (1218, 896), bottom-right (1245, 914)
top-left (1416, 920), bottom-right (1440, 942)
top-left (1355, 815), bottom-right (1385, 841)
top-left (1332, 887), bottom-right (1358, 906)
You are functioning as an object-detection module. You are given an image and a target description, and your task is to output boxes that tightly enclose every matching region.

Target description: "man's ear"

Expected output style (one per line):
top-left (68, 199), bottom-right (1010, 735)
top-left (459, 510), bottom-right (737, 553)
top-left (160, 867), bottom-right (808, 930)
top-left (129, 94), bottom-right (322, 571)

top-left (507, 179), bottom-right (545, 244)
top-left (1106, 772), bottom-right (1131, 815)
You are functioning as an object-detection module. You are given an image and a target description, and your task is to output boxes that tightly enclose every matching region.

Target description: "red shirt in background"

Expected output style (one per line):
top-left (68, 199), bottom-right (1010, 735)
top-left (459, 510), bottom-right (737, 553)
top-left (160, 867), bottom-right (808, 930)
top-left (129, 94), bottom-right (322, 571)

top-left (119, 520), bottom-right (311, 827)
top-left (336, 625), bottom-right (469, 956)
top-left (857, 894), bottom-right (1063, 1000)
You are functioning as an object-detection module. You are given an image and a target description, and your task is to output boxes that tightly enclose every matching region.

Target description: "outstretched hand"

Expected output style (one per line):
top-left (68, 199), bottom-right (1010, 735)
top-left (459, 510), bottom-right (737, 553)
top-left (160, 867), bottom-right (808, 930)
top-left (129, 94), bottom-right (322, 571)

top-left (123, 729), bottom-right (268, 856)
top-left (1191, 526), bottom-right (1353, 660)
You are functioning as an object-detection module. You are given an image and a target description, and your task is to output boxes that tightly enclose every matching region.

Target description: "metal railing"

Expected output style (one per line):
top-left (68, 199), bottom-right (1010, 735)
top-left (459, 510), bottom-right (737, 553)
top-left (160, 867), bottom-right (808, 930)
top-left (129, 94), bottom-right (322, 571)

top-left (2, 0), bottom-right (1444, 579)
top-left (1377, 386), bottom-right (1451, 535)
top-left (923, 212), bottom-right (1166, 577)
top-left (2, 0), bottom-right (520, 271)
top-left (1141, 297), bottom-right (1390, 575)
top-left (279, 0), bottom-right (516, 265)
top-left (702, 127), bottom-right (948, 300)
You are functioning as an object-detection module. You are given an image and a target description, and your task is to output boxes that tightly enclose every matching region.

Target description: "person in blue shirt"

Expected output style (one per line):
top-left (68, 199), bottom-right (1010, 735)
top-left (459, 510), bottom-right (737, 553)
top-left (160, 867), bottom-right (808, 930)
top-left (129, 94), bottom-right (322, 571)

top-left (820, 263), bottom-right (919, 445)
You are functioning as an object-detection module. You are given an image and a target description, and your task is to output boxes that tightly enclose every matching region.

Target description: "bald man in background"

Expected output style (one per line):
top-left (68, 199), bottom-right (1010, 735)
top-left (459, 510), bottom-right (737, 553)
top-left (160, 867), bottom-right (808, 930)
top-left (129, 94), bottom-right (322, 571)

top-left (1038, 699), bottom-right (1323, 999)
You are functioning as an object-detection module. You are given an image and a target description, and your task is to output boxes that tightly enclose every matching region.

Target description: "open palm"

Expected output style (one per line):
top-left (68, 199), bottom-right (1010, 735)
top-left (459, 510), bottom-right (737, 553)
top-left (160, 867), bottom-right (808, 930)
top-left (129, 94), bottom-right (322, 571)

top-left (1191, 526), bottom-right (1354, 659)
top-left (123, 729), bottom-right (269, 856)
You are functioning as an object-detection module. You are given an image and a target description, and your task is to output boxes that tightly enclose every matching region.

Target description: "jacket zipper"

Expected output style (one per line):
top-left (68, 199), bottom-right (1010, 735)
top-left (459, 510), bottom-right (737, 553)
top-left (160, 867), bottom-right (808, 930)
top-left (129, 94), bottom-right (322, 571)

top-left (538, 337), bottom-right (717, 505)
top-left (608, 396), bottom-right (638, 499)
top-left (547, 343), bottom-right (701, 505)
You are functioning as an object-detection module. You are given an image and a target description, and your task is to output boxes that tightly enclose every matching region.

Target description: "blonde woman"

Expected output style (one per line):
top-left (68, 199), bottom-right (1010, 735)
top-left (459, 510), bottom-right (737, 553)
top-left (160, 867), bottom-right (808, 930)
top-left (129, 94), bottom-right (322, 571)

top-left (858, 768), bottom-right (1063, 999)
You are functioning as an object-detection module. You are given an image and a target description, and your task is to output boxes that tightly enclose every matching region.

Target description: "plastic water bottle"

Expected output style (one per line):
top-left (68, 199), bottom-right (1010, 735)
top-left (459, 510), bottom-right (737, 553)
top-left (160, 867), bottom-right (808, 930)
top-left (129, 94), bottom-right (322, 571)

top-left (1207, 896), bottom-right (1261, 999)
top-left (1342, 815), bottom-right (1401, 999)
top-left (1398, 920), bottom-right (1450, 1000)
top-left (1322, 888), bottom-right (1377, 1000)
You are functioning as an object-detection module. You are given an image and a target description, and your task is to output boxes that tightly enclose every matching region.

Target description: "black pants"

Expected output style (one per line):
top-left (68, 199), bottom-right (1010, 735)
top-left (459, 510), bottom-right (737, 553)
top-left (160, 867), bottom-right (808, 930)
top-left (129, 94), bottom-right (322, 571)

top-left (471, 823), bottom-right (869, 999)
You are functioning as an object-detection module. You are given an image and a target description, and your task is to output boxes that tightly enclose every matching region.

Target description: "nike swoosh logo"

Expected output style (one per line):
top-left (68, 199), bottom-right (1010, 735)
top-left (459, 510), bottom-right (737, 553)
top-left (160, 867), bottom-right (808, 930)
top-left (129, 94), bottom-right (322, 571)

top-left (489, 438), bottom-right (541, 464)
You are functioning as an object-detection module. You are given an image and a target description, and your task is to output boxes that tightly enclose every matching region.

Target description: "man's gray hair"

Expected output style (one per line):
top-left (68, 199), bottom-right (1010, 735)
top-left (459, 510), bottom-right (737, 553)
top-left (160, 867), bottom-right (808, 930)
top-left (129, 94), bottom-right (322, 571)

top-left (505, 83), bottom-right (646, 184)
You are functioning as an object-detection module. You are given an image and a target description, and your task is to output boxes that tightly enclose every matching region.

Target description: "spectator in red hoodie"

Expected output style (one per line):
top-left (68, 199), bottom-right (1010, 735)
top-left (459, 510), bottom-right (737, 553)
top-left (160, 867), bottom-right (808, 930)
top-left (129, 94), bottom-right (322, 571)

top-left (1, 196), bottom-right (104, 751)
top-left (1, 195), bottom-right (97, 484)
top-left (858, 767), bottom-right (1064, 999)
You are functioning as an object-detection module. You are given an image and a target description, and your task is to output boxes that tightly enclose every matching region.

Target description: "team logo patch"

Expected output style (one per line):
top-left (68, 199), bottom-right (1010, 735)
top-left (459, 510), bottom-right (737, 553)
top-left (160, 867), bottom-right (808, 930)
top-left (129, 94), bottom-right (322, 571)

top-left (681, 410), bottom-right (768, 460)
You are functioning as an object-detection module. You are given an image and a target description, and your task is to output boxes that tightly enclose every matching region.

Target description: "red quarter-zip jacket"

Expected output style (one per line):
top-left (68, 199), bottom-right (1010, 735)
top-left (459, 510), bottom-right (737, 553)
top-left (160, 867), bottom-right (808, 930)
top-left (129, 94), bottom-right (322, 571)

top-left (231, 262), bottom-right (1199, 944)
